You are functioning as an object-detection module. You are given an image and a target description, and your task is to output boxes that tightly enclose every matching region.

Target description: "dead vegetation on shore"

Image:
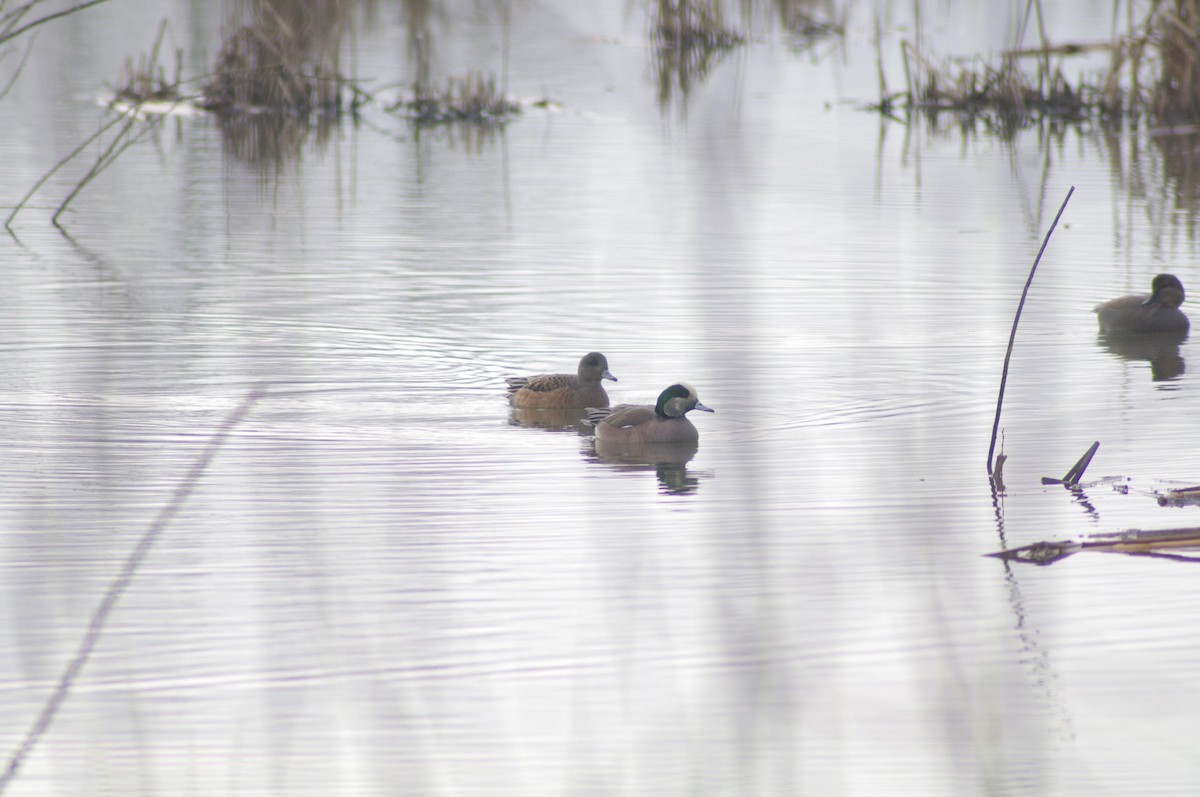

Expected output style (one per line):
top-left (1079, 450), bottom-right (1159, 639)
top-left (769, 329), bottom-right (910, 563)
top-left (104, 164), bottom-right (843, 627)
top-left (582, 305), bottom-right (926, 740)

top-left (877, 0), bottom-right (1200, 130)
top-left (110, 0), bottom-right (519, 127)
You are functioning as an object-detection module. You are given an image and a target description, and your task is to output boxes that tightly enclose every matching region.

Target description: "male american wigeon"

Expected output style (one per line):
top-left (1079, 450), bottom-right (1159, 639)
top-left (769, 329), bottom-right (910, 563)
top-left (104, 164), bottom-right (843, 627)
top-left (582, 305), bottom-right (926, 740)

top-left (1094, 274), bottom-right (1189, 333)
top-left (585, 382), bottom-right (714, 444)
top-left (506, 352), bottom-right (617, 409)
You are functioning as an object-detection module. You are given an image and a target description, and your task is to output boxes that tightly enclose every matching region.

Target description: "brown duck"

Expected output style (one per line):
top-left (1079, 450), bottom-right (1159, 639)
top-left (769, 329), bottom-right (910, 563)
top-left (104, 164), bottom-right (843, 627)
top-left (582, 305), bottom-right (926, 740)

top-left (507, 352), bottom-right (617, 409)
top-left (585, 382), bottom-right (714, 444)
top-left (1094, 274), bottom-right (1189, 334)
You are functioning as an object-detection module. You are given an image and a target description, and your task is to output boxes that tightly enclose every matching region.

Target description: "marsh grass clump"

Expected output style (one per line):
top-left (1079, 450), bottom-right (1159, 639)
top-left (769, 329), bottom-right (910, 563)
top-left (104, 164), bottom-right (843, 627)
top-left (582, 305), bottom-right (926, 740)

top-left (112, 22), bottom-right (183, 104)
top-left (389, 71), bottom-right (520, 125)
top-left (773, 1), bottom-right (845, 53)
top-left (899, 47), bottom-right (1090, 129)
top-left (200, 0), bottom-right (349, 116)
top-left (879, 0), bottom-right (1200, 129)
top-left (1151, 0), bottom-right (1200, 122)
top-left (201, 25), bottom-right (342, 114)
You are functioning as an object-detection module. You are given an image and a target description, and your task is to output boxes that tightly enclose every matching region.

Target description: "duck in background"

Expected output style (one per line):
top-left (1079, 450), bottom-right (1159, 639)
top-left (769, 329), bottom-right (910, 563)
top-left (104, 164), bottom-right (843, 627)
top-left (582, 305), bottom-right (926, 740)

top-left (1094, 274), bottom-right (1189, 334)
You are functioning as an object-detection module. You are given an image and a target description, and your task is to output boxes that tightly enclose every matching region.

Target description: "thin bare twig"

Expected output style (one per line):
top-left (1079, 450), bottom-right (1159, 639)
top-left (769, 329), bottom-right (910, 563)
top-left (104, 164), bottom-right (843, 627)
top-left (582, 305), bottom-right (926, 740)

top-left (0, 33), bottom-right (36, 101)
top-left (52, 108), bottom-right (161, 227)
top-left (6, 107), bottom-right (134, 231)
top-left (0, 0), bottom-right (49, 34)
top-left (0, 0), bottom-right (112, 47)
top-left (987, 186), bottom-right (1075, 474)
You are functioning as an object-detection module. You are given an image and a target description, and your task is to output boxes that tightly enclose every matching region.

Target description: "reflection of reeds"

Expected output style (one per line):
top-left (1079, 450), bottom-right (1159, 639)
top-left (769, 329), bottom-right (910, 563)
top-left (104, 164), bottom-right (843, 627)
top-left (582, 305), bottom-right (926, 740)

top-left (651, 0), bottom-right (745, 109)
top-left (215, 113), bottom-right (337, 169)
top-left (771, 0), bottom-right (844, 52)
top-left (1152, 0), bottom-right (1200, 122)
top-left (654, 0), bottom-right (743, 51)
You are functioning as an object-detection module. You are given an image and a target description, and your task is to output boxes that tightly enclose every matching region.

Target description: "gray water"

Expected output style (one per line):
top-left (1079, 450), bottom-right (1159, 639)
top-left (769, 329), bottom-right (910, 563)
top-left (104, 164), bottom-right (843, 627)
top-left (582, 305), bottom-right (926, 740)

top-left (0, 1), bottom-right (1199, 795)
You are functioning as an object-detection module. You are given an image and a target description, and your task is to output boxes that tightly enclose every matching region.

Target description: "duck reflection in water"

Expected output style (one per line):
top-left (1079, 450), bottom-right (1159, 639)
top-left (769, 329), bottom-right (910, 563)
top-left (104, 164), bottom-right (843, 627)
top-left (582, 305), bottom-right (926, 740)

top-left (506, 352), bottom-right (618, 432)
top-left (508, 406), bottom-right (591, 432)
top-left (1097, 330), bottom-right (1188, 381)
top-left (1094, 275), bottom-right (1189, 381)
top-left (586, 438), bottom-right (704, 495)
top-left (582, 383), bottom-right (715, 495)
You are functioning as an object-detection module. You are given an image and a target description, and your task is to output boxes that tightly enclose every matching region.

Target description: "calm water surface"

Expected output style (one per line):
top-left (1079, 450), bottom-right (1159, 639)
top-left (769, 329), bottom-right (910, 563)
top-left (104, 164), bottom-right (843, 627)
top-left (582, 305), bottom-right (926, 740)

top-left (0, 1), bottom-right (1198, 795)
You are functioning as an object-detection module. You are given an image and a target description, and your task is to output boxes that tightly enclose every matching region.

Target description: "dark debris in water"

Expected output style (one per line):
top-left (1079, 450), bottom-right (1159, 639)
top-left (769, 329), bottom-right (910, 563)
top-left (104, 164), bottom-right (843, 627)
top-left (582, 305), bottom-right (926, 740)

top-left (1156, 485), bottom-right (1200, 507)
top-left (988, 527), bottom-right (1200, 566)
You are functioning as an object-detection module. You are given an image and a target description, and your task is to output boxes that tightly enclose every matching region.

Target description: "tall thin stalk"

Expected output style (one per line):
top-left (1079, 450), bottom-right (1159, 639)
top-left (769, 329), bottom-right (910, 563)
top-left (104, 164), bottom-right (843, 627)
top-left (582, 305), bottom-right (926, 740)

top-left (987, 186), bottom-right (1075, 475)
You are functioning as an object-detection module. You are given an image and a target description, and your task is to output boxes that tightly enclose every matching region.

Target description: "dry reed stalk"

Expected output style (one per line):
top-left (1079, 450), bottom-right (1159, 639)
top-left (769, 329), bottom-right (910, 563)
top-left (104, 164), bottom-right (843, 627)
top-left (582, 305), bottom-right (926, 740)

top-left (987, 186), bottom-right (1075, 476)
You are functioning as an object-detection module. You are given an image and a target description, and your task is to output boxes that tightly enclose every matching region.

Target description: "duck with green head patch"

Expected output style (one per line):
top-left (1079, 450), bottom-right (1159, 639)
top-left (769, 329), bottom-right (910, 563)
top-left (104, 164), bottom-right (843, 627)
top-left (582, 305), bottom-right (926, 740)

top-left (585, 382), bottom-right (714, 444)
top-left (507, 352), bottom-right (617, 409)
top-left (1094, 274), bottom-right (1189, 334)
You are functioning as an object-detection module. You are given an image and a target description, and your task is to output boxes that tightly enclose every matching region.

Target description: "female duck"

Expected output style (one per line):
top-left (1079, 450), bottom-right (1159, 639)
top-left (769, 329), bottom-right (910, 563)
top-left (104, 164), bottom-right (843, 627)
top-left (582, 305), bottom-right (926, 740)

top-left (1094, 274), bottom-right (1189, 333)
top-left (586, 382), bottom-right (714, 444)
top-left (507, 352), bottom-right (617, 409)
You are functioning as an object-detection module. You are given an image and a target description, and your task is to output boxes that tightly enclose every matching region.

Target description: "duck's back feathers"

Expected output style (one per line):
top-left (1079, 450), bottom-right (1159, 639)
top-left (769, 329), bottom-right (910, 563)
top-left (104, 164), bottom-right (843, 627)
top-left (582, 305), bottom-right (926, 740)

top-left (509, 373), bottom-right (578, 395)
top-left (596, 403), bottom-right (657, 429)
top-left (507, 352), bottom-right (617, 409)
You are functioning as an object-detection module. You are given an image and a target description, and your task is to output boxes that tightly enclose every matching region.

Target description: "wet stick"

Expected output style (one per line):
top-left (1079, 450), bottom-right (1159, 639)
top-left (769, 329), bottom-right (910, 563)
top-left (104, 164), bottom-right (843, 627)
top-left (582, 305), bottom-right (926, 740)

top-left (986, 185), bottom-right (1074, 475)
top-left (1040, 440), bottom-right (1100, 487)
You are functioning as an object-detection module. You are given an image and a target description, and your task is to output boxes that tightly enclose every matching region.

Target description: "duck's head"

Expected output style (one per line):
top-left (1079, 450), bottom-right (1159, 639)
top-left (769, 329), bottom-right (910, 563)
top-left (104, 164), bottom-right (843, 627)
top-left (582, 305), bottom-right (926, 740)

top-left (655, 382), bottom-right (715, 419)
top-left (579, 352), bottom-right (618, 383)
top-left (1144, 274), bottom-right (1186, 308)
